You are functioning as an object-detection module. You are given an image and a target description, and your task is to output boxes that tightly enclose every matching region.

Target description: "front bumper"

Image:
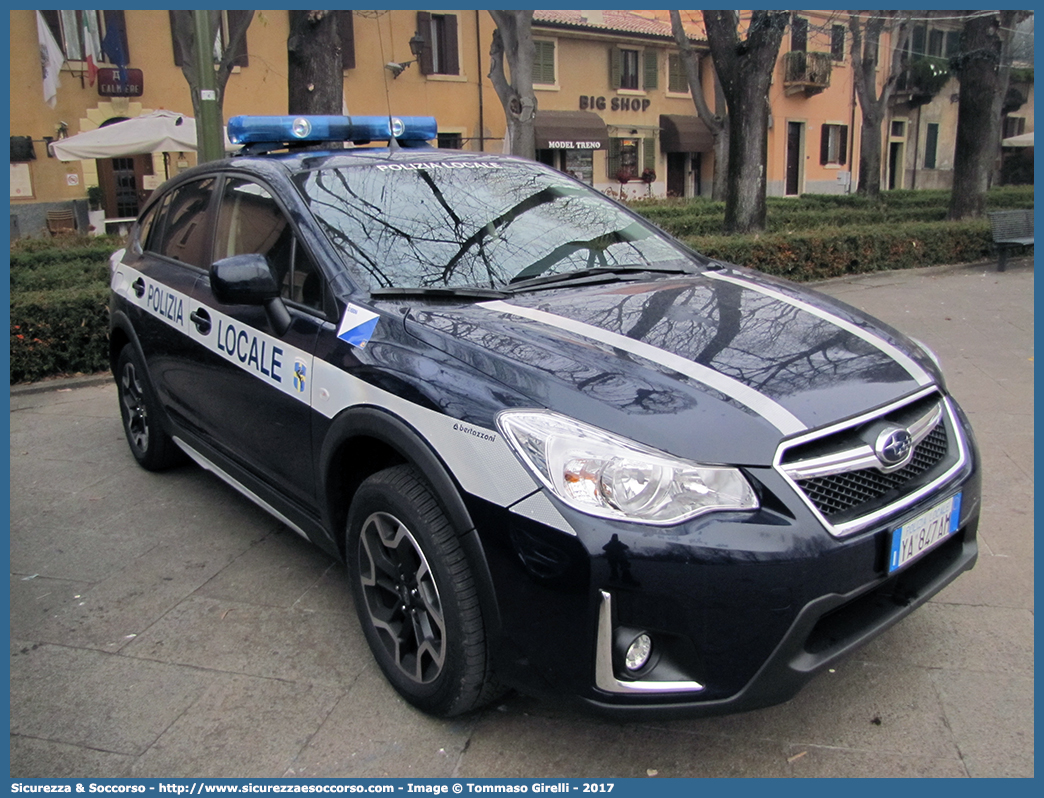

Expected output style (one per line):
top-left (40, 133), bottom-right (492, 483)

top-left (466, 422), bottom-right (981, 718)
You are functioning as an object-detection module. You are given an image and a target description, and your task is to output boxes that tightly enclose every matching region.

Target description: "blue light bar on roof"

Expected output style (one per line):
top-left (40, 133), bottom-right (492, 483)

top-left (227, 115), bottom-right (437, 146)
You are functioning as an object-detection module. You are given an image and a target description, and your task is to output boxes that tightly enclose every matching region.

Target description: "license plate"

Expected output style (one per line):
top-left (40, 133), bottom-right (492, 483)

top-left (889, 493), bottom-right (962, 573)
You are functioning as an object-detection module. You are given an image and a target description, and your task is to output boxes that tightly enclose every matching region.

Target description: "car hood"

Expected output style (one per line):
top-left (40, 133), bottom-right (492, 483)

top-left (402, 267), bottom-right (940, 466)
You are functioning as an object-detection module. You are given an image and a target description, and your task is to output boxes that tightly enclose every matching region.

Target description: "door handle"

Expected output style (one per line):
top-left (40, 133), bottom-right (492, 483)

top-left (132, 277), bottom-right (145, 298)
top-left (190, 307), bottom-right (212, 335)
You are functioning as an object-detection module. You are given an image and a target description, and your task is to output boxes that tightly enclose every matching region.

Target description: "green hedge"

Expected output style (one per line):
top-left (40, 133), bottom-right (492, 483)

top-left (10, 235), bottom-right (119, 383)
top-left (11, 287), bottom-right (111, 383)
top-left (631, 185), bottom-right (1036, 236)
top-left (680, 219), bottom-right (999, 281)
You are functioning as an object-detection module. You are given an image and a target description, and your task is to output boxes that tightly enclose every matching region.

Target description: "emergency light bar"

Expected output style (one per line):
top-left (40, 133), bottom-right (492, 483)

top-left (227, 115), bottom-right (437, 147)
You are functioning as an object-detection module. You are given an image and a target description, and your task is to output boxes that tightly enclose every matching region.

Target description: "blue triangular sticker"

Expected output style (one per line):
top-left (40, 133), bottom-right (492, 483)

top-left (337, 304), bottom-right (380, 348)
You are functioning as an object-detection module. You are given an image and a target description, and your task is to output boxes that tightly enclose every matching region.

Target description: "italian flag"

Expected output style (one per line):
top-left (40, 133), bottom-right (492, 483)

top-left (82, 13), bottom-right (100, 86)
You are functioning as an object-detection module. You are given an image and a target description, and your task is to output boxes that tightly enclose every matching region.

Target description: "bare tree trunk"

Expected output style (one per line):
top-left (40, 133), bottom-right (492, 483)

top-left (287, 11), bottom-right (343, 116)
top-left (702, 10), bottom-right (787, 233)
top-left (989, 10), bottom-right (1026, 188)
top-left (669, 10), bottom-right (727, 200)
top-left (171, 10), bottom-right (253, 153)
top-left (849, 12), bottom-right (910, 199)
top-left (487, 11), bottom-right (536, 160)
top-left (711, 79), bottom-right (729, 201)
top-left (949, 13), bottom-right (1004, 220)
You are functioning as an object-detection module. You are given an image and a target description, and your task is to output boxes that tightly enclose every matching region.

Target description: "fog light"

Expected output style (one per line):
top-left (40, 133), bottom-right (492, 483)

top-left (625, 633), bottom-right (653, 671)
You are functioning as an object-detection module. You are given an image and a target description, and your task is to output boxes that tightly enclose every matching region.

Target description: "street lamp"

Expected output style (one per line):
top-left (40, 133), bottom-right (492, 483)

top-left (384, 30), bottom-right (427, 79)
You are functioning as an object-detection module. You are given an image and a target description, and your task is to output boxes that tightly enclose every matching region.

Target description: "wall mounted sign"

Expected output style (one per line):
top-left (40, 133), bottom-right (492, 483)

top-left (580, 96), bottom-right (652, 113)
top-left (98, 68), bottom-right (143, 97)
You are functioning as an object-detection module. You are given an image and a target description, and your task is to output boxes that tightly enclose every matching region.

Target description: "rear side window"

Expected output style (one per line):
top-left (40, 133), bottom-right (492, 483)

top-left (152, 178), bottom-right (216, 268)
top-left (213, 178), bottom-right (326, 313)
top-left (134, 196), bottom-right (166, 254)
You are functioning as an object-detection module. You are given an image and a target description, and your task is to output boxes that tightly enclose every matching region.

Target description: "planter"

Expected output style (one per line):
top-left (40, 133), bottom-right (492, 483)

top-left (87, 209), bottom-right (106, 236)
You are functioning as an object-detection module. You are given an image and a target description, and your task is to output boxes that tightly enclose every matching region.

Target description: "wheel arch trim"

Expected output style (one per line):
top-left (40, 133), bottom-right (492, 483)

top-left (319, 404), bottom-right (503, 636)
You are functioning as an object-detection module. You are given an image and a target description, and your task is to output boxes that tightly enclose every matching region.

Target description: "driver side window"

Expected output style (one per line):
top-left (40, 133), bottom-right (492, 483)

top-left (213, 178), bottom-right (327, 313)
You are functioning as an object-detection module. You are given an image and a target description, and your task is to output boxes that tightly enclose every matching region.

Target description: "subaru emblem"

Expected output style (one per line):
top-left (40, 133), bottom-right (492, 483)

top-left (875, 426), bottom-right (914, 468)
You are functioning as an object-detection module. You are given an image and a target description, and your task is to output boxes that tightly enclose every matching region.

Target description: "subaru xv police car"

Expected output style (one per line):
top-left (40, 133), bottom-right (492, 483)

top-left (108, 115), bottom-right (979, 718)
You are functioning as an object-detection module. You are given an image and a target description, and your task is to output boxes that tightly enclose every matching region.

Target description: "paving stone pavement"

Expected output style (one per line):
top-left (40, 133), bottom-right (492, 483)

top-left (8, 259), bottom-right (1033, 778)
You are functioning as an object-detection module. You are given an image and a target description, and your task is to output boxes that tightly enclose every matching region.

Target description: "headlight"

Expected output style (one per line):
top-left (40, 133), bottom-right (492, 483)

top-left (496, 410), bottom-right (758, 525)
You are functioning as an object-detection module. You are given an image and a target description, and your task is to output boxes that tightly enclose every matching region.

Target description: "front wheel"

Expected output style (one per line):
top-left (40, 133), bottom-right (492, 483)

top-left (346, 464), bottom-right (494, 717)
top-left (116, 345), bottom-right (181, 471)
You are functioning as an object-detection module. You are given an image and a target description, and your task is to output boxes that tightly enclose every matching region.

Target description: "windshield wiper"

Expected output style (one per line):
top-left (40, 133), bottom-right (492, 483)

top-left (369, 286), bottom-right (508, 300)
top-left (507, 263), bottom-right (698, 292)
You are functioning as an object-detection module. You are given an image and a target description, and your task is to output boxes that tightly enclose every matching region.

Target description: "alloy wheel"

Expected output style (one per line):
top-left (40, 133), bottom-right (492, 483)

top-left (357, 511), bottom-right (446, 684)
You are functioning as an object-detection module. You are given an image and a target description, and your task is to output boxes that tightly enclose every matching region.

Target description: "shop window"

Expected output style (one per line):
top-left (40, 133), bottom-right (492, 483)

top-left (607, 138), bottom-right (655, 181)
top-left (831, 25), bottom-right (845, 61)
top-left (533, 40), bottom-right (556, 85)
top-left (820, 124), bottom-right (848, 166)
top-left (417, 11), bottom-right (459, 76)
top-left (538, 150), bottom-right (595, 186)
top-left (923, 123), bottom-right (939, 169)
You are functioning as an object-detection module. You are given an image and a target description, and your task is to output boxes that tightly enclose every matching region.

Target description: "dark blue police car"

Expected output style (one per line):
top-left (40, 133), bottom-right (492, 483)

top-left (109, 115), bottom-right (979, 718)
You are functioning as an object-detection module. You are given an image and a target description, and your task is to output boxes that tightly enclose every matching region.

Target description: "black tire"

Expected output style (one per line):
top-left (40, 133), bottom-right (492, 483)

top-left (116, 345), bottom-right (181, 471)
top-left (346, 464), bottom-right (494, 717)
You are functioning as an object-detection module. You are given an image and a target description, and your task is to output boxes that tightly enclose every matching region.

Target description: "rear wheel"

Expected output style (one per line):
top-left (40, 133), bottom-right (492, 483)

top-left (116, 345), bottom-right (181, 471)
top-left (346, 464), bottom-right (494, 716)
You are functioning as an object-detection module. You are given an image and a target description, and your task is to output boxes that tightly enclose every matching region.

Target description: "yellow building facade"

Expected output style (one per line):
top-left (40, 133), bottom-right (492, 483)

top-left (11, 10), bottom-right (1020, 238)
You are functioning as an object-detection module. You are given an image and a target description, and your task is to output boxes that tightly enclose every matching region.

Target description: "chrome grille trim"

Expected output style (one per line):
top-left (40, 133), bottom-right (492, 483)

top-left (773, 387), bottom-right (969, 539)
top-left (782, 402), bottom-right (944, 480)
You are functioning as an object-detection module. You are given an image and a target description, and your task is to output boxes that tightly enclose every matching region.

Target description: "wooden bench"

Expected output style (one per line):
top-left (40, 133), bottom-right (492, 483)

top-left (988, 209), bottom-right (1034, 272)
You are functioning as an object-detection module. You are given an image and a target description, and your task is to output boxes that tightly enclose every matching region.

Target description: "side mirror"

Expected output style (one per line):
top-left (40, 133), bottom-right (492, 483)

top-left (210, 253), bottom-right (280, 305)
top-left (210, 253), bottom-right (292, 336)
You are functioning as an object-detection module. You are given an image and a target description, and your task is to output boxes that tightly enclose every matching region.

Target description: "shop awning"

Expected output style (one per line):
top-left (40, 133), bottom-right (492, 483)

top-left (659, 114), bottom-right (714, 153)
top-left (534, 111), bottom-right (609, 150)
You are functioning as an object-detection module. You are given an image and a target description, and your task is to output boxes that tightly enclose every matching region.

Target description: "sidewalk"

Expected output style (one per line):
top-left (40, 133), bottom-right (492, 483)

top-left (9, 259), bottom-right (1033, 778)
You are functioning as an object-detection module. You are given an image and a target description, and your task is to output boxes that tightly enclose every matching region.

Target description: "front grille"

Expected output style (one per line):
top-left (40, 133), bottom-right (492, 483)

top-left (776, 389), bottom-right (965, 536)
top-left (797, 424), bottom-right (949, 517)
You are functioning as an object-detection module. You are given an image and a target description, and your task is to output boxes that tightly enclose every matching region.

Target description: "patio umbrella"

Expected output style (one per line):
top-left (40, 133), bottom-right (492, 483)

top-left (1001, 131), bottom-right (1034, 148)
top-left (49, 110), bottom-right (199, 160)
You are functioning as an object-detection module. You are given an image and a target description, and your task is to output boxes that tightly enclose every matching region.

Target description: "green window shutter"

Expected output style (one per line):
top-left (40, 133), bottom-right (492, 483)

top-left (607, 138), bottom-right (622, 178)
top-left (610, 47), bottom-right (622, 89)
top-left (644, 137), bottom-right (656, 172)
top-left (668, 54), bottom-right (687, 93)
top-left (533, 40), bottom-right (555, 84)
top-left (643, 48), bottom-right (658, 90)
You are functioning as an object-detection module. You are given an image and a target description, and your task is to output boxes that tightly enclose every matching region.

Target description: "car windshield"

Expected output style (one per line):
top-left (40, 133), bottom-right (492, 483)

top-left (294, 159), bottom-right (703, 291)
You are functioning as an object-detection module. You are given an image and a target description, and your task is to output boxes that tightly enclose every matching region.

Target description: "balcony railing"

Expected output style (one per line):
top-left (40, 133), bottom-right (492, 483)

top-left (783, 51), bottom-right (832, 97)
